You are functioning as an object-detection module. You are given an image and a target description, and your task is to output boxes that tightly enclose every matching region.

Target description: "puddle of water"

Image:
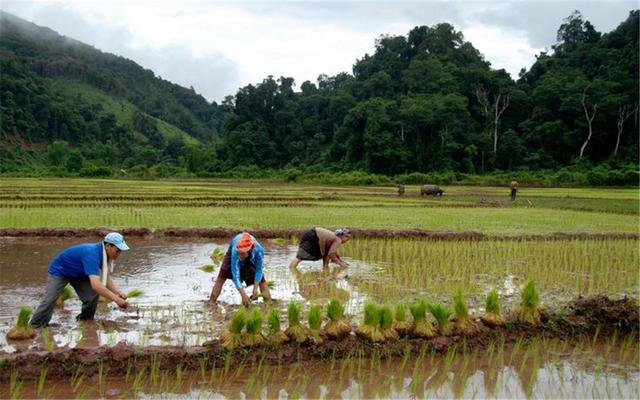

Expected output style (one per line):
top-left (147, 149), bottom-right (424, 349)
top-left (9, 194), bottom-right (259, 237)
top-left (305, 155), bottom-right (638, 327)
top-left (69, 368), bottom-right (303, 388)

top-left (4, 336), bottom-right (638, 399)
top-left (0, 237), bottom-right (367, 352)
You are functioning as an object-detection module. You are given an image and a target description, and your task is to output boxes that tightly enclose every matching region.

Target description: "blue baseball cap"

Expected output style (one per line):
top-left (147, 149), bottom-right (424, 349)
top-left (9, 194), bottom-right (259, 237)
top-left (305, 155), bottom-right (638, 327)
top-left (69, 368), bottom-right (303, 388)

top-left (104, 232), bottom-right (130, 251)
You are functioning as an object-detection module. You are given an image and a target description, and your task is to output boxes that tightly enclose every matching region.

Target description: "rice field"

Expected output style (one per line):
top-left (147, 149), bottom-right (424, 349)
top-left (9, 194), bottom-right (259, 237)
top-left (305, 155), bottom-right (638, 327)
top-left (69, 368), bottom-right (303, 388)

top-left (0, 178), bottom-right (638, 398)
top-left (0, 178), bottom-right (638, 234)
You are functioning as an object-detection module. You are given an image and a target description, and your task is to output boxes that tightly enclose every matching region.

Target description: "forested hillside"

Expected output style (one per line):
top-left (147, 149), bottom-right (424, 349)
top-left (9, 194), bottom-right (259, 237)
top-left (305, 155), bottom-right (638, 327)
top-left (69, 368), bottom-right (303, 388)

top-left (0, 11), bottom-right (227, 176)
top-left (1, 10), bottom-right (637, 184)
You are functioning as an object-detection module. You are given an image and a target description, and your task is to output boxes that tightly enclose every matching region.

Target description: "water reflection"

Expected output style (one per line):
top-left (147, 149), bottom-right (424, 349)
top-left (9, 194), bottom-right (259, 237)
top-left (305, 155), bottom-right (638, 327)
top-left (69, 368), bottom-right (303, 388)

top-left (0, 237), bottom-right (371, 352)
top-left (5, 336), bottom-right (638, 399)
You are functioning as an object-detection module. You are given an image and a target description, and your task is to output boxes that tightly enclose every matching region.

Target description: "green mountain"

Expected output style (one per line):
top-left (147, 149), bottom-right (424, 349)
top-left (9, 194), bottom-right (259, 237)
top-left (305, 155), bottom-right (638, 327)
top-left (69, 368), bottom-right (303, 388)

top-left (1, 10), bottom-right (637, 184)
top-left (0, 11), bottom-right (226, 175)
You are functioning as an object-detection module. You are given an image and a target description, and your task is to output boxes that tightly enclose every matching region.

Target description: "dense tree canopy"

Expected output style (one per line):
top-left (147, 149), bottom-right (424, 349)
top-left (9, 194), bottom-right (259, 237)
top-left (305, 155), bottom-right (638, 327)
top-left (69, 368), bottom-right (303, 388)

top-left (1, 10), bottom-right (637, 182)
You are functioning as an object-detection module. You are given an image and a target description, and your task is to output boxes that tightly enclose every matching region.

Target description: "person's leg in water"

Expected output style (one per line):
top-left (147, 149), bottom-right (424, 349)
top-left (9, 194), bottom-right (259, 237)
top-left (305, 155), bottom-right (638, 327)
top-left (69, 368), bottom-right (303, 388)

top-left (30, 275), bottom-right (69, 327)
top-left (70, 276), bottom-right (99, 321)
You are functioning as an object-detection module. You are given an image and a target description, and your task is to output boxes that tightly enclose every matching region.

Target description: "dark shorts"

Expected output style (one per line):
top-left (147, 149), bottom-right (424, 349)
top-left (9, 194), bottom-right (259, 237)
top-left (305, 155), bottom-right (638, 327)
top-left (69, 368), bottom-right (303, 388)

top-left (216, 247), bottom-right (265, 286)
top-left (295, 228), bottom-right (323, 261)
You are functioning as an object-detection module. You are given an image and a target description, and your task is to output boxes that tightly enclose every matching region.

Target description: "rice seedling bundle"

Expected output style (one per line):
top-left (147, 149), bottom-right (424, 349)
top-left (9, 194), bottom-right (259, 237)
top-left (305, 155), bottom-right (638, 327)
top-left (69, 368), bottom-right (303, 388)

top-left (410, 300), bottom-right (435, 338)
top-left (379, 305), bottom-right (399, 340)
top-left (243, 308), bottom-right (265, 347)
top-left (323, 298), bottom-right (351, 338)
top-left (199, 264), bottom-right (216, 273)
top-left (210, 248), bottom-right (225, 264)
top-left (308, 304), bottom-right (323, 344)
top-left (482, 289), bottom-right (506, 327)
top-left (221, 308), bottom-right (246, 349)
top-left (285, 302), bottom-right (309, 343)
top-left (428, 303), bottom-right (452, 336)
top-left (266, 308), bottom-right (289, 345)
top-left (516, 280), bottom-right (541, 325)
top-left (451, 290), bottom-right (480, 336)
top-left (356, 302), bottom-right (385, 342)
top-left (7, 306), bottom-right (36, 340)
top-left (126, 289), bottom-right (144, 298)
top-left (56, 285), bottom-right (73, 306)
top-left (392, 303), bottom-right (411, 336)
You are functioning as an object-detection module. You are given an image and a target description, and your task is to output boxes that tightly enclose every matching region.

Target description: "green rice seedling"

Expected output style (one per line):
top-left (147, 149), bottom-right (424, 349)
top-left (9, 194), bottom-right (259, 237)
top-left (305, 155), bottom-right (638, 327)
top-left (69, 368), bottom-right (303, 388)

top-left (392, 303), bottom-right (411, 336)
top-left (428, 303), bottom-right (453, 336)
top-left (379, 305), bottom-right (399, 340)
top-left (323, 298), bottom-right (351, 338)
top-left (266, 308), bottom-right (289, 345)
top-left (307, 304), bottom-right (323, 344)
top-left (6, 307), bottom-right (36, 340)
top-left (270, 238), bottom-right (289, 245)
top-left (210, 248), bottom-right (225, 264)
top-left (356, 302), bottom-right (385, 342)
top-left (199, 264), bottom-right (216, 273)
top-left (9, 370), bottom-right (22, 400)
top-left (266, 280), bottom-right (275, 289)
top-left (56, 285), bottom-right (73, 306)
top-left (36, 368), bottom-right (47, 397)
top-left (451, 290), bottom-right (480, 336)
top-left (410, 300), bottom-right (435, 338)
top-left (481, 289), bottom-right (506, 327)
top-left (285, 301), bottom-right (309, 343)
top-left (126, 289), bottom-right (144, 298)
top-left (243, 308), bottom-right (265, 347)
top-left (516, 280), bottom-right (541, 325)
top-left (221, 308), bottom-right (246, 349)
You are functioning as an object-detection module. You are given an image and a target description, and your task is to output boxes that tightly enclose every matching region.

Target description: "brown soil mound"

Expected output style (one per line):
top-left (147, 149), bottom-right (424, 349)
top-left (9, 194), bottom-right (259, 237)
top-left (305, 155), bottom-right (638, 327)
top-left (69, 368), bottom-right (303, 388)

top-left (0, 295), bottom-right (636, 382)
top-left (0, 228), bottom-right (152, 237)
top-left (0, 228), bottom-right (637, 240)
top-left (566, 295), bottom-right (639, 332)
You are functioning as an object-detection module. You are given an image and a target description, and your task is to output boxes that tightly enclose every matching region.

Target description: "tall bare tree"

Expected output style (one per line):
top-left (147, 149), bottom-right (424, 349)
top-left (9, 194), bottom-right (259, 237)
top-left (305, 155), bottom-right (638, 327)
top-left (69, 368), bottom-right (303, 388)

top-left (579, 86), bottom-right (597, 159)
top-left (476, 87), bottom-right (510, 153)
top-left (614, 103), bottom-right (637, 156)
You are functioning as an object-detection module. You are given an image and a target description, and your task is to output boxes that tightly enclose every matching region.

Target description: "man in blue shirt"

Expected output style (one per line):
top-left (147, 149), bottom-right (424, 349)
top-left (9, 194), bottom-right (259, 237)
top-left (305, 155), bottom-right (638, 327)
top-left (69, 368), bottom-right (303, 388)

top-left (30, 232), bottom-right (131, 327)
top-left (208, 232), bottom-right (271, 307)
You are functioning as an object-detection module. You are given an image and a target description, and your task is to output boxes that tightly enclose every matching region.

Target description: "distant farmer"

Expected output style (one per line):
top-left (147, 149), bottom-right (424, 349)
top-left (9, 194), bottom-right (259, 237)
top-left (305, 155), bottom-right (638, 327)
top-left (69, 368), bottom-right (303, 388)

top-left (420, 184), bottom-right (444, 196)
top-left (30, 232), bottom-right (130, 328)
top-left (289, 227), bottom-right (352, 270)
top-left (510, 179), bottom-right (519, 201)
top-left (397, 184), bottom-right (405, 196)
top-left (209, 232), bottom-right (272, 307)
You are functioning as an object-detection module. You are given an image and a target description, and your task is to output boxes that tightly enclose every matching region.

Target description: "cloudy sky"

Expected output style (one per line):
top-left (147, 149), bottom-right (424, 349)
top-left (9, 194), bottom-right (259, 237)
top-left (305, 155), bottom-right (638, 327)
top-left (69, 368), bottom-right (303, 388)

top-left (1, 0), bottom-right (636, 103)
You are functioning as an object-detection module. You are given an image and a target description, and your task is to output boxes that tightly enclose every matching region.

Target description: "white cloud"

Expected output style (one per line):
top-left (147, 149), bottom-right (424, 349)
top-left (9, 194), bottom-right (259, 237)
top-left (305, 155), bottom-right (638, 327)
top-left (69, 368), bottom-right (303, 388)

top-left (1, 1), bottom-right (636, 101)
top-left (463, 25), bottom-right (544, 76)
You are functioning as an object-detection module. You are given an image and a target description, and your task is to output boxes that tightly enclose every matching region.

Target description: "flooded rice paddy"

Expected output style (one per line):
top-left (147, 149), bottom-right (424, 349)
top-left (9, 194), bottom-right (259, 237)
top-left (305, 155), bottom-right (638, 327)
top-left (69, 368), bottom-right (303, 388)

top-left (4, 335), bottom-right (639, 399)
top-left (1, 236), bottom-right (638, 352)
top-left (1, 236), bottom-right (638, 398)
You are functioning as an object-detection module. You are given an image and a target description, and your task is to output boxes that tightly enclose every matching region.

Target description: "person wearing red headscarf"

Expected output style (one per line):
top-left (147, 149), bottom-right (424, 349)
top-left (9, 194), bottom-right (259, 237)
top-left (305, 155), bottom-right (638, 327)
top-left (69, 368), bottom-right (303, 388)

top-left (209, 232), bottom-right (271, 306)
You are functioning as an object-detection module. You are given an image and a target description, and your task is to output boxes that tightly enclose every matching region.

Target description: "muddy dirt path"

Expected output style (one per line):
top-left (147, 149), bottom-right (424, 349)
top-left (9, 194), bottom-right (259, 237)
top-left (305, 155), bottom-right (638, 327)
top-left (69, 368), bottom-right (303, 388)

top-left (1, 227), bottom-right (637, 240)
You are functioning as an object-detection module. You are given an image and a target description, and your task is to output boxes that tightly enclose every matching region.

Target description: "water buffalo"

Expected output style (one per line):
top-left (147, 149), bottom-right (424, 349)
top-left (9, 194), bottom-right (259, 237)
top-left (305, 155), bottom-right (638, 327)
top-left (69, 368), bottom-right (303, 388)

top-left (420, 184), bottom-right (444, 196)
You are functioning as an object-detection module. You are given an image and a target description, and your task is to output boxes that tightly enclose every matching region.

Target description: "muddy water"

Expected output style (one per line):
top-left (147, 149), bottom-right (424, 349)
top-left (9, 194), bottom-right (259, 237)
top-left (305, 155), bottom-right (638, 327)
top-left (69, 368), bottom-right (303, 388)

top-left (0, 237), bottom-right (368, 352)
top-left (5, 336), bottom-right (639, 399)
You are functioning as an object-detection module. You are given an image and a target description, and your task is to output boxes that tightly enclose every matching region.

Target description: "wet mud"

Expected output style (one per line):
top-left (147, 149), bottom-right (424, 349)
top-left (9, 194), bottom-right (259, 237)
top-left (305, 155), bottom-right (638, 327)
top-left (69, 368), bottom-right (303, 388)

top-left (1, 227), bottom-right (637, 240)
top-left (1, 295), bottom-right (637, 381)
